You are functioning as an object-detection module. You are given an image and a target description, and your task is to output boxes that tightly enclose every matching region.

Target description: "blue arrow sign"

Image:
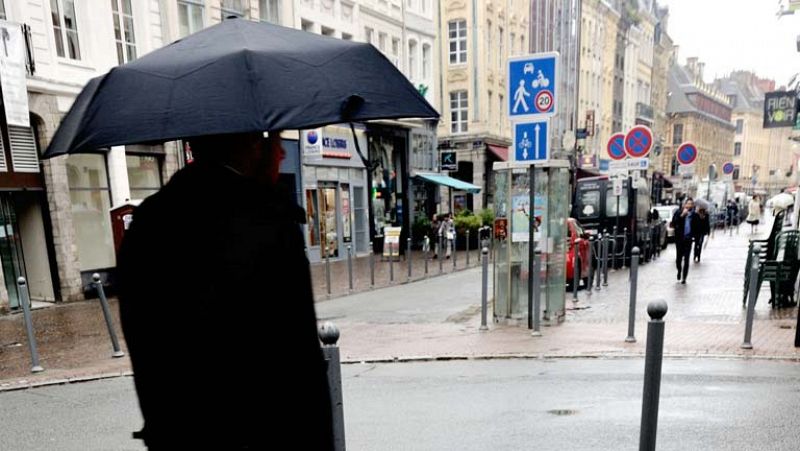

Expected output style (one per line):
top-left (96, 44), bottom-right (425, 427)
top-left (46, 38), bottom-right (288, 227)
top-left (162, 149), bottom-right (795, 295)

top-left (513, 120), bottom-right (549, 164)
top-left (508, 52), bottom-right (559, 118)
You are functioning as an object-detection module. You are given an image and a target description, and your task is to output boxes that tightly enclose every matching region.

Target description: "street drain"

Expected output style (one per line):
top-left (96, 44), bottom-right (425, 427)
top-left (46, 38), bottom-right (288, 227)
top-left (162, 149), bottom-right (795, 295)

top-left (547, 409), bottom-right (578, 416)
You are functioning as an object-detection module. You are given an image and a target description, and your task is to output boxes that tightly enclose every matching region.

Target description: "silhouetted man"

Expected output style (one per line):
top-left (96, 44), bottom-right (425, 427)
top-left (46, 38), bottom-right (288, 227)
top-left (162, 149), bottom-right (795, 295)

top-left (118, 132), bottom-right (333, 450)
top-left (671, 198), bottom-right (701, 284)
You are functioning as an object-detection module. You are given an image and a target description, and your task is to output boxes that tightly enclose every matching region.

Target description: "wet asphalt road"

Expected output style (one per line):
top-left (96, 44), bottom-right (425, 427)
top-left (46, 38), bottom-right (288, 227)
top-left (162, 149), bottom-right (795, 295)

top-left (2, 358), bottom-right (800, 450)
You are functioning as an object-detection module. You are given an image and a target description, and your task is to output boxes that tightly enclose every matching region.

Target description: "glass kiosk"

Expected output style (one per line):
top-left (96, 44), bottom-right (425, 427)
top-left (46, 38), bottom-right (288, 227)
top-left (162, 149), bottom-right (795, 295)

top-left (492, 160), bottom-right (570, 326)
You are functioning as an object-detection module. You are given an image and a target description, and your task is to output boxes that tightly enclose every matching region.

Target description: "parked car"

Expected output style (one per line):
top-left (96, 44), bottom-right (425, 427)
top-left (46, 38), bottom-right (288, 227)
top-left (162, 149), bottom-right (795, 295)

top-left (566, 218), bottom-right (591, 290)
top-left (653, 205), bottom-right (678, 243)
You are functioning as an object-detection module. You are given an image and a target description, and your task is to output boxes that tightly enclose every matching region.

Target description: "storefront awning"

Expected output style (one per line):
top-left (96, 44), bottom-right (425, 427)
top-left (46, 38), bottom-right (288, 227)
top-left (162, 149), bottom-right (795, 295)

top-left (415, 172), bottom-right (482, 193)
top-left (487, 144), bottom-right (508, 161)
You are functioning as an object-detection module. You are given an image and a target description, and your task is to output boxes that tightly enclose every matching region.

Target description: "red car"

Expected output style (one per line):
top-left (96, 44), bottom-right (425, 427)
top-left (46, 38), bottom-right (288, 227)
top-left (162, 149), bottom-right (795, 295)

top-left (566, 218), bottom-right (591, 289)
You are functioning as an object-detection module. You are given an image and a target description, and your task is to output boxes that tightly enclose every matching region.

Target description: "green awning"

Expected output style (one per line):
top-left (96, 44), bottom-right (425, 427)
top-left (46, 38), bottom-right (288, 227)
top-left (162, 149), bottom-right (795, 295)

top-left (415, 172), bottom-right (481, 193)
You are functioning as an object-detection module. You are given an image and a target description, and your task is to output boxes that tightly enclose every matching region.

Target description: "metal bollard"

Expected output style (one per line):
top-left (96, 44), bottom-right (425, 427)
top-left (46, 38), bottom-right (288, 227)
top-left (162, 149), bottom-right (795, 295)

top-left (369, 241), bottom-right (375, 288)
top-left (407, 237), bottom-right (412, 280)
top-left (532, 250), bottom-right (542, 337)
top-left (17, 278), bottom-right (44, 373)
top-left (466, 230), bottom-right (471, 266)
top-left (92, 274), bottom-right (125, 358)
top-left (612, 226), bottom-right (618, 270)
top-left (626, 247), bottom-right (640, 343)
top-left (742, 244), bottom-right (760, 349)
top-left (439, 235), bottom-right (444, 274)
top-left (480, 247), bottom-right (489, 331)
top-left (603, 233), bottom-right (610, 287)
top-left (595, 235), bottom-right (602, 290)
top-left (325, 251), bottom-right (332, 295)
top-left (389, 242), bottom-right (394, 282)
top-left (424, 238), bottom-right (429, 275)
top-left (587, 237), bottom-right (594, 297)
top-left (319, 322), bottom-right (346, 451)
top-left (347, 245), bottom-right (353, 291)
top-left (572, 238), bottom-right (580, 303)
top-left (453, 237), bottom-right (457, 269)
top-left (639, 300), bottom-right (668, 451)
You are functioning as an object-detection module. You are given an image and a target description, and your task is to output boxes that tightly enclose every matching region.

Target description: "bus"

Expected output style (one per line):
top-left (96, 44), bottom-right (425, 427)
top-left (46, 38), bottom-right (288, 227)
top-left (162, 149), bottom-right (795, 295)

top-left (571, 175), bottom-right (652, 267)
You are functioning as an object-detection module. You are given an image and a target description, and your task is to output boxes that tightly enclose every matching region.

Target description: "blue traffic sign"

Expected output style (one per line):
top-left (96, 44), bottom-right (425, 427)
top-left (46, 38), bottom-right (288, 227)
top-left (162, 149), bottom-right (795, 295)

top-left (722, 162), bottom-right (735, 175)
top-left (508, 52), bottom-right (559, 118)
top-left (606, 133), bottom-right (626, 160)
top-left (513, 120), bottom-right (549, 164)
top-left (676, 142), bottom-right (698, 165)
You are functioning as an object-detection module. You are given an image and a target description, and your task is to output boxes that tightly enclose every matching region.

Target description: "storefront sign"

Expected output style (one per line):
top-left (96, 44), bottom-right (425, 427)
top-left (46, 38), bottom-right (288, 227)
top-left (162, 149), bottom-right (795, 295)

top-left (0, 21), bottom-right (30, 127)
top-left (763, 91), bottom-right (798, 128)
top-left (585, 110), bottom-right (595, 136)
top-left (302, 129), bottom-right (323, 159)
top-left (441, 151), bottom-right (457, 171)
top-left (383, 227), bottom-right (402, 259)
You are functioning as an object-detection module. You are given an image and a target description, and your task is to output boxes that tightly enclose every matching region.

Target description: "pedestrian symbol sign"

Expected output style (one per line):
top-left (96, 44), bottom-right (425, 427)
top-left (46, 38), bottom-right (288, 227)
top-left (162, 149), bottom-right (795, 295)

top-left (513, 119), bottom-right (549, 164)
top-left (508, 52), bottom-right (558, 118)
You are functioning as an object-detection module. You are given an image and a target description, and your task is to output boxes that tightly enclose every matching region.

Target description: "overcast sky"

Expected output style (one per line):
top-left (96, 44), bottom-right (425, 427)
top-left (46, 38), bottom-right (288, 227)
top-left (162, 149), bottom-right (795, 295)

top-left (660, 0), bottom-right (800, 87)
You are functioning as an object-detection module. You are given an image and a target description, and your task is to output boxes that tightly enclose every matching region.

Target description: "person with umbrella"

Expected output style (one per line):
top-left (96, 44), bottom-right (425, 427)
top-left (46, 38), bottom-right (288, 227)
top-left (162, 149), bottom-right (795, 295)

top-left (671, 197), bottom-right (702, 284)
top-left (41, 18), bottom-right (439, 450)
top-left (694, 206), bottom-right (711, 263)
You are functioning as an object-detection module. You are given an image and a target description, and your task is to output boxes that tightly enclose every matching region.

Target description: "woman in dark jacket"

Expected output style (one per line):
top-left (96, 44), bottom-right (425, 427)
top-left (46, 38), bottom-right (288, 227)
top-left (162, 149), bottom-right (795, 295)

top-left (694, 207), bottom-right (711, 262)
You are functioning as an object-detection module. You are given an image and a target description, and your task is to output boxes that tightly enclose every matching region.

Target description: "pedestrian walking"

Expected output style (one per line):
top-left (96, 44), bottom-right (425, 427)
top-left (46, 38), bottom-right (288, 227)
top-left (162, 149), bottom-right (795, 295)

top-left (441, 213), bottom-right (455, 259)
top-left (746, 195), bottom-right (762, 234)
top-left (431, 214), bottom-right (441, 259)
top-left (694, 207), bottom-right (711, 262)
top-left (117, 132), bottom-right (334, 450)
top-left (671, 198), bottom-right (701, 284)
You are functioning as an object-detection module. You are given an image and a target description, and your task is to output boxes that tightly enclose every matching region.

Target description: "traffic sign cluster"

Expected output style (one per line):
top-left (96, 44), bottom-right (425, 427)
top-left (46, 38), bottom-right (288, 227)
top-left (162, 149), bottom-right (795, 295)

top-left (509, 52), bottom-right (559, 165)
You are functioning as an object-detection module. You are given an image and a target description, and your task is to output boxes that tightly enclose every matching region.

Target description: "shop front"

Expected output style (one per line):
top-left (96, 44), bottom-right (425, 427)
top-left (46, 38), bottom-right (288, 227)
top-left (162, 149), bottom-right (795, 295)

top-left (302, 126), bottom-right (369, 263)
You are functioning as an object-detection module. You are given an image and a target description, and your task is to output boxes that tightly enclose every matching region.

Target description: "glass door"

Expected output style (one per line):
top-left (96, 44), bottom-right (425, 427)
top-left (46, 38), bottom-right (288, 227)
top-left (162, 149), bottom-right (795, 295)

top-left (353, 186), bottom-right (368, 253)
top-left (320, 184), bottom-right (339, 258)
top-left (0, 194), bottom-right (26, 309)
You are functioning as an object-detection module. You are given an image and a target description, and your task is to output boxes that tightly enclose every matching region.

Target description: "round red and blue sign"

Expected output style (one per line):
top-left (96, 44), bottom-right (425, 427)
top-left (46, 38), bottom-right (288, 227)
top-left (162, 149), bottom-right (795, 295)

top-left (676, 142), bottom-right (698, 165)
top-left (624, 125), bottom-right (653, 158)
top-left (607, 133), bottom-right (626, 161)
top-left (722, 162), bottom-right (735, 175)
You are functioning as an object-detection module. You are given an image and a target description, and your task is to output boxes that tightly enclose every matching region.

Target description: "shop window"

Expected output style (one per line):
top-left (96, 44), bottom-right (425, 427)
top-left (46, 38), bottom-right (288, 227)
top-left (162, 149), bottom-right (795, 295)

top-left (126, 153), bottom-right (163, 200)
top-left (259, 0), bottom-right (279, 23)
top-left (221, 0), bottom-right (247, 19)
top-left (67, 154), bottom-right (115, 270)
top-left (305, 189), bottom-right (320, 247)
top-left (320, 186), bottom-right (338, 257)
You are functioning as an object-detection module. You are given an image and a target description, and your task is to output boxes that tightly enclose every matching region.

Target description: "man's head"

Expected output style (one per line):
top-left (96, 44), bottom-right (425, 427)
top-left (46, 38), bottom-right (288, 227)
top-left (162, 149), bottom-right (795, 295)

top-left (189, 131), bottom-right (285, 185)
top-left (684, 199), bottom-right (695, 211)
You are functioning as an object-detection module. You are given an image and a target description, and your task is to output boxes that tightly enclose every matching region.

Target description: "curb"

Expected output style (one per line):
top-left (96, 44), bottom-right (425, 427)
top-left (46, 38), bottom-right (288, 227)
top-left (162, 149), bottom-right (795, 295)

top-left (342, 352), bottom-right (800, 365)
top-left (0, 371), bottom-right (134, 393)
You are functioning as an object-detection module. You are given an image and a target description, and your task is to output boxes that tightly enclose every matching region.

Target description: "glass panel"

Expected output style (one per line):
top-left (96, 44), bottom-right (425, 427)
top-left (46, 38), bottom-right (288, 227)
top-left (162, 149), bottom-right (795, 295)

top-left (122, 0), bottom-right (132, 15)
top-left (190, 3), bottom-right (203, 33)
top-left (544, 168), bottom-right (568, 323)
top-left (305, 190), bottom-right (320, 247)
top-left (123, 16), bottom-right (136, 45)
top-left (70, 190), bottom-right (115, 269)
top-left (126, 154), bottom-right (162, 199)
top-left (321, 187), bottom-right (338, 258)
top-left (605, 187), bottom-right (629, 216)
top-left (0, 195), bottom-right (23, 309)
top-left (64, 0), bottom-right (81, 59)
top-left (178, 3), bottom-right (190, 37)
top-left (353, 186), bottom-right (367, 253)
top-left (51, 0), bottom-right (65, 57)
top-left (67, 154), bottom-right (109, 189)
top-left (341, 184), bottom-right (352, 242)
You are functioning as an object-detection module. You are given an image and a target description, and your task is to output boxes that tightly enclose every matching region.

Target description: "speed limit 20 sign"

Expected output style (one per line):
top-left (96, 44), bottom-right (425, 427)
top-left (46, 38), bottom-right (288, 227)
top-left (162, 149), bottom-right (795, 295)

top-left (535, 90), bottom-right (554, 113)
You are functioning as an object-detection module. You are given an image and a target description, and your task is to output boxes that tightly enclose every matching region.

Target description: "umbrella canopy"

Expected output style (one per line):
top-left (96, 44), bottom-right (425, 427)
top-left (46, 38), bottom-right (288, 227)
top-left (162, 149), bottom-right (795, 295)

top-left (43, 18), bottom-right (438, 158)
top-left (693, 198), bottom-right (711, 210)
top-left (769, 192), bottom-right (795, 210)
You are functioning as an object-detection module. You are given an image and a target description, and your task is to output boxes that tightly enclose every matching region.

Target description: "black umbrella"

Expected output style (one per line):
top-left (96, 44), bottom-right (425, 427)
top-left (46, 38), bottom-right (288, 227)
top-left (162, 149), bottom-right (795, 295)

top-left (43, 18), bottom-right (438, 158)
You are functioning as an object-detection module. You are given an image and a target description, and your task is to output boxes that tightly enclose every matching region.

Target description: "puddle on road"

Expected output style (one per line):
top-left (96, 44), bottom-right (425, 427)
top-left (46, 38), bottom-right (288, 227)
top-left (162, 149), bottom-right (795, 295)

top-left (547, 409), bottom-right (579, 416)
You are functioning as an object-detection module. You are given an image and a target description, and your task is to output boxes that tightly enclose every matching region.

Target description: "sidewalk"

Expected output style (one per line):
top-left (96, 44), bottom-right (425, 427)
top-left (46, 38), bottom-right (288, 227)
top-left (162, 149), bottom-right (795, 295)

top-left (2, 219), bottom-right (798, 392)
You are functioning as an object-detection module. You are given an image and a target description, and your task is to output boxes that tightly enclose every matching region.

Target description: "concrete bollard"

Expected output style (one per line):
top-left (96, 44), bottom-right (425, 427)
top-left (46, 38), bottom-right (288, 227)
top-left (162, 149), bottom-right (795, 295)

top-left (466, 230), bottom-right (471, 266)
top-left (389, 242), bottom-right (394, 282)
top-left (639, 300), bottom-right (668, 451)
top-left (586, 236), bottom-right (594, 297)
top-left (92, 274), bottom-right (125, 358)
top-left (626, 248), bottom-right (640, 343)
top-left (439, 234), bottom-right (444, 274)
top-left (742, 244), bottom-right (760, 349)
top-left (319, 322), bottom-right (346, 451)
top-left (603, 232), bottom-right (610, 287)
top-left (17, 278), bottom-right (44, 373)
